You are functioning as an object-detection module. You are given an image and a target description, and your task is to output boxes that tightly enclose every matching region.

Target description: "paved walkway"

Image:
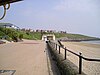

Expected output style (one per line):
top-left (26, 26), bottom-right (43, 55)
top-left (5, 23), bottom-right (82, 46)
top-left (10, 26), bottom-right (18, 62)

top-left (0, 40), bottom-right (49, 75)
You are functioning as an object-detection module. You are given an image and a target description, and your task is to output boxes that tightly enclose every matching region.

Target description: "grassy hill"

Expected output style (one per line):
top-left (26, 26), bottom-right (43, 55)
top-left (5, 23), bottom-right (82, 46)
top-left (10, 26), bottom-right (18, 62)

top-left (54, 33), bottom-right (99, 39)
top-left (0, 27), bottom-right (42, 41)
top-left (0, 27), bottom-right (99, 41)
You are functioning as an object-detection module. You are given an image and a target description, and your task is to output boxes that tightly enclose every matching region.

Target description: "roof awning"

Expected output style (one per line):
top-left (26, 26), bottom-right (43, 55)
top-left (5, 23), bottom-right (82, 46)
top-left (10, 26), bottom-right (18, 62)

top-left (0, 0), bottom-right (22, 6)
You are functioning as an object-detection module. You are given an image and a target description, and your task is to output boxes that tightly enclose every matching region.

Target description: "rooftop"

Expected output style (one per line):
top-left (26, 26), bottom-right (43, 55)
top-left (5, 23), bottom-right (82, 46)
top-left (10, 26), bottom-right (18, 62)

top-left (0, 0), bottom-right (22, 6)
top-left (0, 23), bottom-right (20, 29)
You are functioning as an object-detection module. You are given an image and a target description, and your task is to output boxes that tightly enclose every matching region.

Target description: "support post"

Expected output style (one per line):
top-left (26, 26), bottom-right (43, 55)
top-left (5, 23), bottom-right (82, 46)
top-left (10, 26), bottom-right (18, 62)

top-left (56, 44), bottom-right (57, 50)
top-left (65, 47), bottom-right (67, 60)
top-left (59, 46), bottom-right (60, 54)
top-left (79, 52), bottom-right (82, 74)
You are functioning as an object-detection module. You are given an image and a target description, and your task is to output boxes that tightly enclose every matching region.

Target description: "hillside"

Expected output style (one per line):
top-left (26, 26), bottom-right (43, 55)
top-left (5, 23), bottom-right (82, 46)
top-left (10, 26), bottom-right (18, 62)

top-left (0, 27), bottom-right (99, 41)
top-left (55, 33), bottom-right (100, 41)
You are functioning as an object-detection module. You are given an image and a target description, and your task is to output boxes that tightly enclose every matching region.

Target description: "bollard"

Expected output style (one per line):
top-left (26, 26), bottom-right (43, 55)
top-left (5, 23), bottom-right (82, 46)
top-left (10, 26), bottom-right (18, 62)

top-left (79, 52), bottom-right (82, 74)
top-left (65, 47), bottom-right (67, 60)
top-left (59, 46), bottom-right (60, 54)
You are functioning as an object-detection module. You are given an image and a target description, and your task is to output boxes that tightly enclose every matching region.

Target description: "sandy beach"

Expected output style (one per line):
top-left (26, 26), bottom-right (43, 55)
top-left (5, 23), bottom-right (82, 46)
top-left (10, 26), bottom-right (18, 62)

top-left (60, 42), bottom-right (100, 75)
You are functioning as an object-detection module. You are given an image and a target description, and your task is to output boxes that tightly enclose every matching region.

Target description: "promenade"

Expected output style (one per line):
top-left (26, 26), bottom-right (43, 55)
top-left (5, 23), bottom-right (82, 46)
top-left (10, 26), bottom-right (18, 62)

top-left (0, 40), bottom-right (49, 75)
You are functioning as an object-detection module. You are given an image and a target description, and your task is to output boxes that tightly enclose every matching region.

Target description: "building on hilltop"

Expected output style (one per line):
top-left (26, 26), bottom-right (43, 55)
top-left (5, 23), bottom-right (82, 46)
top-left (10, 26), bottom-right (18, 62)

top-left (0, 23), bottom-right (20, 30)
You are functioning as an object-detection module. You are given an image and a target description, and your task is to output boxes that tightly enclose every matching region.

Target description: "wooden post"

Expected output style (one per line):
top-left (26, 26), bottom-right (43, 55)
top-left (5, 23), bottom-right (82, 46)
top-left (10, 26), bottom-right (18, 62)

top-left (79, 52), bottom-right (82, 74)
top-left (59, 46), bottom-right (60, 54)
top-left (65, 47), bottom-right (67, 60)
top-left (56, 44), bottom-right (57, 50)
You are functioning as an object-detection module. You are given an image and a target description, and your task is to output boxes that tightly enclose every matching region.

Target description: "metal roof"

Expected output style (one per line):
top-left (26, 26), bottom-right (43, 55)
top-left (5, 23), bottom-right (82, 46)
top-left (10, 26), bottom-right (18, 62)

top-left (0, 0), bottom-right (22, 6)
top-left (0, 23), bottom-right (20, 29)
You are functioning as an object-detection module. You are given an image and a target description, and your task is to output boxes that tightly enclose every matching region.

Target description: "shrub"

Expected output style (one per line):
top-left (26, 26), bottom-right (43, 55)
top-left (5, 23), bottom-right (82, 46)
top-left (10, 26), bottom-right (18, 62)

top-left (19, 34), bottom-right (23, 40)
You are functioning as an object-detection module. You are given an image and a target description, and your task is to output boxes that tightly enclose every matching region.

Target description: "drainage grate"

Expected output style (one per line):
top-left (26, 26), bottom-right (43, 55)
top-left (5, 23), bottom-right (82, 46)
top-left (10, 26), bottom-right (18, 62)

top-left (0, 70), bottom-right (16, 75)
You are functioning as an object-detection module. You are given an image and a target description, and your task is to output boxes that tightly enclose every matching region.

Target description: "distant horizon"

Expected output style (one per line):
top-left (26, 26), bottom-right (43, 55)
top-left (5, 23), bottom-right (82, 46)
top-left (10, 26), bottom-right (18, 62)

top-left (0, 0), bottom-right (100, 38)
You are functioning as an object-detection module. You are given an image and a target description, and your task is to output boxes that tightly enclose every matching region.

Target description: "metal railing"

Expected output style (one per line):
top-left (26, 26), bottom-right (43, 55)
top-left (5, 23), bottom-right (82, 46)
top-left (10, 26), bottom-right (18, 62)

top-left (48, 41), bottom-right (100, 74)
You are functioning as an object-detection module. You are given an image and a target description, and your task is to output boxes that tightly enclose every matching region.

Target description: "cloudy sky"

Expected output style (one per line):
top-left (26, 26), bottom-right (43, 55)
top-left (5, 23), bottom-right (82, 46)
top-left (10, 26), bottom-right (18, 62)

top-left (0, 0), bottom-right (100, 37)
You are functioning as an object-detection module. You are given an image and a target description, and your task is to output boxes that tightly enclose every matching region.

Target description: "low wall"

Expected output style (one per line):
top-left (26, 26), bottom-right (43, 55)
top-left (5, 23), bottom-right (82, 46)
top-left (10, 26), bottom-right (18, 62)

top-left (47, 42), bottom-right (86, 75)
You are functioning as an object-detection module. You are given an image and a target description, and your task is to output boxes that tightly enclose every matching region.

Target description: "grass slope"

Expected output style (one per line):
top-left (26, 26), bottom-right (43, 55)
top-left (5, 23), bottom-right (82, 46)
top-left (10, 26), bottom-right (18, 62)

top-left (0, 27), bottom-right (99, 41)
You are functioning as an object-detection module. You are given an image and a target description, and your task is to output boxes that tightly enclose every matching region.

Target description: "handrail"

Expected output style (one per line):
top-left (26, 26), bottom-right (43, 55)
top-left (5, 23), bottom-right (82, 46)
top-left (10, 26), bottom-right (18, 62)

top-left (61, 45), bottom-right (100, 61)
top-left (50, 41), bottom-right (100, 62)
top-left (62, 47), bottom-right (80, 57)
top-left (82, 56), bottom-right (100, 61)
top-left (47, 41), bottom-right (100, 74)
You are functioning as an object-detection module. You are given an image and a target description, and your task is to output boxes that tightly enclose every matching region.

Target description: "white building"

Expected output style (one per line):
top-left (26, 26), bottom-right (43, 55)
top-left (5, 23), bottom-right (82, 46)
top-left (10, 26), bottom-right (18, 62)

top-left (42, 34), bottom-right (55, 41)
top-left (0, 23), bottom-right (20, 29)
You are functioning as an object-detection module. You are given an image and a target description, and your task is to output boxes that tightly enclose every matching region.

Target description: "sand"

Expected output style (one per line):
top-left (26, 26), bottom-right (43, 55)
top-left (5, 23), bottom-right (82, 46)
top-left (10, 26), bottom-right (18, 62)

top-left (60, 42), bottom-right (100, 75)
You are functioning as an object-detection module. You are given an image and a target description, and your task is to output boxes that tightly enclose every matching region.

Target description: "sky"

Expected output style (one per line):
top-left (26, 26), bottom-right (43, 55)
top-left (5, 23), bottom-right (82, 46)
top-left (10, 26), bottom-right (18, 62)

top-left (0, 0), bottom-right (100, 38)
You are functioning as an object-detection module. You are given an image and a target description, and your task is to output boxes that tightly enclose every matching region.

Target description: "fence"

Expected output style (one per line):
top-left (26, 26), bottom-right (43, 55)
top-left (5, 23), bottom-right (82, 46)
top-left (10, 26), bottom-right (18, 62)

top-left (48, 41), bottom-right (100, 74)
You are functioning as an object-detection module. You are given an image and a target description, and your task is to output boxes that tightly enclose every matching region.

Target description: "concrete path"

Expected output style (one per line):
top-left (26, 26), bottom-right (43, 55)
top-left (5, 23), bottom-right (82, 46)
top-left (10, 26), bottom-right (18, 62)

top-left (0, 40), bottom-right (49, 75)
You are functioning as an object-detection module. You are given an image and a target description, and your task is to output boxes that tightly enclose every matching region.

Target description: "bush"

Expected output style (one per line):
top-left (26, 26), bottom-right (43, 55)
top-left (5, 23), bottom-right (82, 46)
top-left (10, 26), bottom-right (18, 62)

top-left (19, 34), bottom-right (23, 40)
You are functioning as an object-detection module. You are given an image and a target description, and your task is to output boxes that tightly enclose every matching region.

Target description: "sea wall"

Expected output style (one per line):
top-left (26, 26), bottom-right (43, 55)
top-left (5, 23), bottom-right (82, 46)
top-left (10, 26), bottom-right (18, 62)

top-left (47, 41), bottom-right (86, 75)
